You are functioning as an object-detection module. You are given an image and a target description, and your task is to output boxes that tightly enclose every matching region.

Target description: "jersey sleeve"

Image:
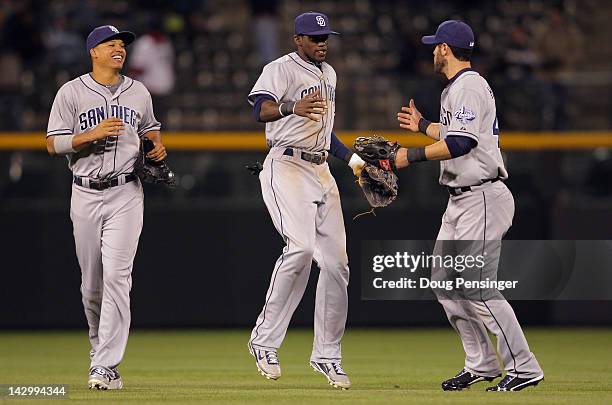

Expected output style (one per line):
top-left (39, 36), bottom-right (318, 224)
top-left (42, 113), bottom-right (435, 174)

top-left (446, 89), bottom-right (482, 143)
top-left (138, 91), bottom-right (162, 136)
top-left (47, 84), bottom-right (75, 138)
top-left (247, 62), bottom-right (288, 106)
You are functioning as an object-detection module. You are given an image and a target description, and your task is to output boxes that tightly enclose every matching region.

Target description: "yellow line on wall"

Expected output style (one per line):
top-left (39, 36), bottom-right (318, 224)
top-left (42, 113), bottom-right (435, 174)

top-left (1, 131), bottom-right (611, 150)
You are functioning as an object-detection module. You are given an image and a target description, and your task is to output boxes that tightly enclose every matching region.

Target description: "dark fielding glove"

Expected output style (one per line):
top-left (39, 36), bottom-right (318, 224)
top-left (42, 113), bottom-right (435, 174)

top-left (245, 161), bottom-right (263, 176)
top-left (354, 135), bottom-right (401, 171)
top-left (135, 138), bottom-right (177, 187)
top-left (358, 163), bottom-right (399, 208)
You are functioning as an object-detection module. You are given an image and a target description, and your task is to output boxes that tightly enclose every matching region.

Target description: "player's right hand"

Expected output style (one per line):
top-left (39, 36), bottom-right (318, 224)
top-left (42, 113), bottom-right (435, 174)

top-left (397, 99), bottom-right (422, 132)
top-left (91, 118), bottom-right (125, 140)
top-left (294, 88), bottom-right (327, 122)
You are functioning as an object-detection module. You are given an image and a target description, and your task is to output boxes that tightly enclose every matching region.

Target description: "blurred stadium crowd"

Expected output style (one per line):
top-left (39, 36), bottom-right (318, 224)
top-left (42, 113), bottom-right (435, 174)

top-left (0, 0), bottom-right (610, 132)
top-left (0, 0), bottom-right (610, 213)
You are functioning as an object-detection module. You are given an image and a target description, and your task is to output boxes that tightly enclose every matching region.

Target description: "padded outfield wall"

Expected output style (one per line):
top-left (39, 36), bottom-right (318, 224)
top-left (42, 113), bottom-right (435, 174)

top-left (0, 131), bottom-right (611, 328)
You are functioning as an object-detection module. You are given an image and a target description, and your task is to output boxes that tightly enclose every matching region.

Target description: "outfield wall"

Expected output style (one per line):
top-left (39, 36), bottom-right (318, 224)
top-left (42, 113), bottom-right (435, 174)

top-left (0, 131), bottom-right (611, 328)
top-left (1, 131), bottom-right (612, 150)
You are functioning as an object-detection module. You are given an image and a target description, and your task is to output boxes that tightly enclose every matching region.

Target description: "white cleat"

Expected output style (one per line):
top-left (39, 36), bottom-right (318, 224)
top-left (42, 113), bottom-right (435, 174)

top-left (249, 345), bottom-right (281, 380)
top-left (310, 361), bottom-right (351, 390)
top-left (88, 366), bottom-right (123, 390)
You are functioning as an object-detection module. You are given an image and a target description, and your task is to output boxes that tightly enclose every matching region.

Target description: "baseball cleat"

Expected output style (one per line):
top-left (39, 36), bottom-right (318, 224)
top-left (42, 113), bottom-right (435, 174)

top-left (88, 366), bottom-right (123, 390)
top-left (486, 374), bottom-right (544, 391)
top-left (249, 345), bottom-right (281, 380)
top-left (441, 368), bottom-right (500, 391)
top-left (310, 361), bottom-right (351, 390)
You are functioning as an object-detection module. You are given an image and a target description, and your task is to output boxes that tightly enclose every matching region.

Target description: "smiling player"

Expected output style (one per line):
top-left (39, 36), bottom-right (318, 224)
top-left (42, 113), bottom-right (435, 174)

top-left (46, 25), bottom-right (167, 390)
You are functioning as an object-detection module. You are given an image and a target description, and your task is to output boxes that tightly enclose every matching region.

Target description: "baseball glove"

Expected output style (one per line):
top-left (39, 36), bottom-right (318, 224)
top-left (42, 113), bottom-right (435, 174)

top-left (358, 163), bottom-right (399, 208)
top-left (245, 161), bottom-right (263, 176)
top-left (354, 135), bottom-right (401, 171)
top-left (134, 138), bottom-right (177, 187)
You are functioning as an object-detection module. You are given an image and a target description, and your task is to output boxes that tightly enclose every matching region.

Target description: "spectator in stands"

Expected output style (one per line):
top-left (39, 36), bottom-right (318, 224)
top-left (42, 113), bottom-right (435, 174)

top-left (72, 0), bottom-right (101, 39)
top-left (536, 6), bottom-right (584, 130)
top-left (504, 24), bottom-right (538, 81)
top-left (45, 15), bottom-right (85, 76)
top-left (128, 17), bottom-right (175, 126)
top-left (0, 49), bottom-right (23, 130)
top-left (249, 0), bottom-right (279, 65)
top-left (0, 1), bottom-right (44, 130)
top-left (493, 23), bottom-right (543, 130)
top-left (1, 1), bottom-right (44, 71)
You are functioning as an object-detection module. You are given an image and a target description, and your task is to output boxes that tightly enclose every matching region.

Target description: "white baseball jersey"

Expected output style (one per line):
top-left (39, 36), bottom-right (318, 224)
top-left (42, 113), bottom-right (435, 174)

top-left (47, 73), bottom-right (160, 179)
top-left (439, 69), bottom-right (508, 187)
top-left (247, 52), bottom-right (336, 152)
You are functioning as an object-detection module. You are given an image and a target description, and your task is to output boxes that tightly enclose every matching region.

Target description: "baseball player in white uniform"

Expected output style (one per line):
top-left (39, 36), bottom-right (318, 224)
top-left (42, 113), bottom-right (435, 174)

top-left (246, 12), bottom-right (365, 390)
top-left (46, 25), bottom-right (167, 390)
top-left (395, 21), bottom-right (544, 391)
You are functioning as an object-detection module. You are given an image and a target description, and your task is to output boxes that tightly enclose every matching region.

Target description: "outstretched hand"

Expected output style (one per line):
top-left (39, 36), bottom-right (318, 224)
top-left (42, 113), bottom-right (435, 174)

top-left (397, 99), bottom-right (422, 132)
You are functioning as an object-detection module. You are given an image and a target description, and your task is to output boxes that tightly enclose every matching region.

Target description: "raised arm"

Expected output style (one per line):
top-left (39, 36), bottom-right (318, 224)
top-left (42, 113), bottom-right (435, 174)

top-left (397, 99), bottom-right (441, 140)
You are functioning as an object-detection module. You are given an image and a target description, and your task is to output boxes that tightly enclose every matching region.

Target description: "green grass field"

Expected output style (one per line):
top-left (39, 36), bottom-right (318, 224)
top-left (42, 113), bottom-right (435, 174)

top-left (1, 328), bottom-right (611, 404)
